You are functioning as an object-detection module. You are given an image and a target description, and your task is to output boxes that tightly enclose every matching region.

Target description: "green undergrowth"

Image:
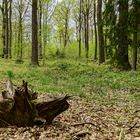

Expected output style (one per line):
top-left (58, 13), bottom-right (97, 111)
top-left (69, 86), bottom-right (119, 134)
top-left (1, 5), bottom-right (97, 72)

top-left (0, 58), bottom-right (140, 105)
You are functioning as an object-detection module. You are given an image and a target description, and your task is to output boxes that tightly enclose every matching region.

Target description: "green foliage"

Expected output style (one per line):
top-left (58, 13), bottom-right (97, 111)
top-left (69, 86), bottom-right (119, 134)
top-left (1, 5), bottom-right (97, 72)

top-left (15, 59), bottom-right (24, 64)
top-left (56, 48), bottom-right (65, 58)
top-left (7, 70), bottom-right (14, 79)
top-left (57, 62), bottom-right (70, 70)
top-left (0, 59), bottom-right (140, 105)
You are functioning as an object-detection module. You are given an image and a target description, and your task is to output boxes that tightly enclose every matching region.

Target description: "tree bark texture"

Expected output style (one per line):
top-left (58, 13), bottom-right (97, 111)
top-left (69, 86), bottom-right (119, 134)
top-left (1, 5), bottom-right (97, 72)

top-left (93, 0), bottom-right (97, 60)
top-left (132, 0), bottom-right (140, 70)
top-left (97, 0), bottom-right (105, 64)
top-left (0, 80), bottom-right (69, 127)
top-left (117, 0), bottom-right (131, 70)
top-left (5, 0), bottom-right (9, 59)
top-left (32, 0), bottom-right (39, 65)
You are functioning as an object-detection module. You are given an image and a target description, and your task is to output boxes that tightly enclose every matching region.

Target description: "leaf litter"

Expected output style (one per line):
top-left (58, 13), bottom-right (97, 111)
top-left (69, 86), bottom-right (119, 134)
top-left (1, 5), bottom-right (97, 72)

top-left (0, 91), bottom-right (139, 140)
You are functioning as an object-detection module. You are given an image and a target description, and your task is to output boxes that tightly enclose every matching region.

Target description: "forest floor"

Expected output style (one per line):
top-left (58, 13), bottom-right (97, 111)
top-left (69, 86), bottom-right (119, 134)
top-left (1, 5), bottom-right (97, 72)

top-left (0, 58), bottom-right (140, 140)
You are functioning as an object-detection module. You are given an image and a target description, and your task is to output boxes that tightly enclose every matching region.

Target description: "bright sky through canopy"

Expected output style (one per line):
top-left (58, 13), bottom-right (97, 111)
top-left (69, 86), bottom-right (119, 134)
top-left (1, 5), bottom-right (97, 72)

top-left (57, 0), bottom-right (62, 2)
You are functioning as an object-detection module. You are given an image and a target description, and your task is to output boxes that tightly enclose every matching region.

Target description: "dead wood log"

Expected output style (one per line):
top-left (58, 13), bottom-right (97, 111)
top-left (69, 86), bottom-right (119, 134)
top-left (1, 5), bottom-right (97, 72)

top-left (0, 80), bottom-right (70, 127)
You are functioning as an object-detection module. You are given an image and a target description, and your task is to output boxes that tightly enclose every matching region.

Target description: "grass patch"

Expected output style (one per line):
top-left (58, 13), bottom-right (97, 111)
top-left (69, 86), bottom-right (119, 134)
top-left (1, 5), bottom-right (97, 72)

top-left (0, 58), bottom-right (140, 105)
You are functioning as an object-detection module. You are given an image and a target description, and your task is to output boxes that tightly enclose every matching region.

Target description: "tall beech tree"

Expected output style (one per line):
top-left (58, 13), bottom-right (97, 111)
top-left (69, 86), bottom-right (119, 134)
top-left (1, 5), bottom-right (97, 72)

top-left (78, 0), bottom-right (82, 58)
top-left (131, 0), bottom-right (139, 70)
top-left (0, 0), bottom-right (6, 58)
top-left (38, 0), bottom-right (43, 59)
top-left (9, 0), bottom-right (12, 58)
top-left (53, 0), bottom-right (73, 49)
top-left (5, 0), bottom-right (9, 59)
top-left (97, 0), bottom-right (105, 64)
top-left (14, 0), bottom-right (29, 60)
top-left (62, 0), bottom-right (72, 48)
top-left (32, 0), bottom-right (38, 65)
top-left (0, 0), bottom-right (13, 59)
top-left (72, 0), bottom-right (83, 57)
top-left (93, 0), bottom-right (97, 60)
top-left (82, 0), bottom-right (93, 58)
top-left (116, 0), bottom-right (131, 70)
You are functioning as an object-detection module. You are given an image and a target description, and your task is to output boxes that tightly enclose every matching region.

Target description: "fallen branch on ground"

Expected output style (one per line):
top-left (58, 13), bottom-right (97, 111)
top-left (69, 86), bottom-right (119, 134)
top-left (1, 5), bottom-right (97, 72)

top-left (71, 122), bottom-right (101, 130)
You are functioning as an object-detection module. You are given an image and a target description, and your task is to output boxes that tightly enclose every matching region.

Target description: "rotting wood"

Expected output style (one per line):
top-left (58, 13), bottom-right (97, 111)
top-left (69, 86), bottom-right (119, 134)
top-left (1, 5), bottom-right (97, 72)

top-left (0, 80), bottom-right (70, 127)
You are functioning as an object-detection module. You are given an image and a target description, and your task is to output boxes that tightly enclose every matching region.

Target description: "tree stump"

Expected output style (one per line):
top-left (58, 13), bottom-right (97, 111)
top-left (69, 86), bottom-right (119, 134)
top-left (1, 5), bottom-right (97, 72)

top-left (0, 80), bottom-right (70, 127)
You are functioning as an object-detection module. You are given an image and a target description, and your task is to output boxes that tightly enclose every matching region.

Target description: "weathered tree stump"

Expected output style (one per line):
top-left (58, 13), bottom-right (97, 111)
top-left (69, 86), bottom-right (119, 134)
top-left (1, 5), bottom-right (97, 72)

top-left (0, 80), bottom-right (69, 127)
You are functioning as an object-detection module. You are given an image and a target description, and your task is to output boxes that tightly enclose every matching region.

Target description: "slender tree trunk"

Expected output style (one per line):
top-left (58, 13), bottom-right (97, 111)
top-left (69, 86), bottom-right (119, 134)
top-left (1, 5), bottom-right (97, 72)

top-left (84, 0), bottom-right (89, 59)
top-left (132, 0), bottom-right (139, 70)
top-left (5, 0), bottom-right (9, 59)
top-left (14, 22), bottom-right (18, 58)
top-left (93, 0), bottom-right (97, 60)
top-left (39, 0), bottom-right (43, 59)
top-left (97, 0), bottom-right (105, 64)
top-left (64, 15), bottom-right (68, 48)
top-left (90, 26), bottom-right (94, 44)
top-left (43, 37), bottom-right (46, 66)
top-left (78, 0), bottom-right (82, 58)
top-left (20, 21), bottom-right (23, 59)
top-left (17, 22), bottom-right (20, 58)
top-left (86, 9), bottom-right (89, 59)
top-left (117, 0), bottom-right (131, 70)
top-left (43, 6), bottom-right (48, 66)
top-left (75, 23), bottom-right (78, 42)
top-left (9, 0), bottom-right (12, 58)
top-left (2, 16), bottom-right (6, 58)
top-left (59, 31), bottom-right (62, 47)
top-left (1, 0), bottom-right (6, 58)
top-left (104, 28), bottom-right (108, 57)
top-left (84, 13), bottom-right (87, 56)
top-left (17, 17), bottom-right (22, 59)
top-left (32, 0), bottom-right (39, 65)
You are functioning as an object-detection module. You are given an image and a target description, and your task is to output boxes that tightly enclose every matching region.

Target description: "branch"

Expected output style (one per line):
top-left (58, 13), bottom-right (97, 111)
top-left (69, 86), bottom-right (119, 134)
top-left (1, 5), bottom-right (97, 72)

top-left (71, 122), bottom-right (101, 130)
top-left (127, 122), bottom-right (137, 132)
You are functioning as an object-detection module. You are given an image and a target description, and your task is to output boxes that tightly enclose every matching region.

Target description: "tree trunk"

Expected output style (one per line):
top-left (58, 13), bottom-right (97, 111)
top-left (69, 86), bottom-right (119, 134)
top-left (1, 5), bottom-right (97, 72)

top-left (0, 80), bottom-right (69, 127)
top-left (1, 0), bottom-right (6, 58)
top-left (116, 0), bottom-right (131, 70)
top-left (132, 0), bottom-right (139, 70)
top-left (32, 0), bottom-right (39, 65)
top-left (97, 0), bottom-right (105, 64)
top-left (64, 15), bottom-right (68, 48)
top-left (42, 4), bottom-right (48, 66)
top-left (106, 0), bottom-right (116, 60)
top-left (20, 22), bottom-right (23, 60)
top-left (86, 9), bottom-right (89, 59)
top-left (5, 0), bottom-right (9, 59)
top-left (78, 0), bottom-right (82, 58)
top-left (14, 21), bottom-right (18, 58)
top-left (9, 0), bottom-right (12, 58)
top-left (59, 31), bottom-right (62, 47)
top-left (17, 16), bottom-right (23, 60)
top-left (39, 0), bottom-right (43, 59)
top-left (93, 0), bottom-right (97, 60)
top-left (84, 0), bottom-right (89, 59)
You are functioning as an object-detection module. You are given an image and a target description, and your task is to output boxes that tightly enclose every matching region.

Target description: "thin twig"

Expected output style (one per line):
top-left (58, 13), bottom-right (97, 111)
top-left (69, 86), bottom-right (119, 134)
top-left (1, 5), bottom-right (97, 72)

top-left (128, 122), bottom-right (137, 132)
top-left (71, 122), bottom-right (101, 130)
